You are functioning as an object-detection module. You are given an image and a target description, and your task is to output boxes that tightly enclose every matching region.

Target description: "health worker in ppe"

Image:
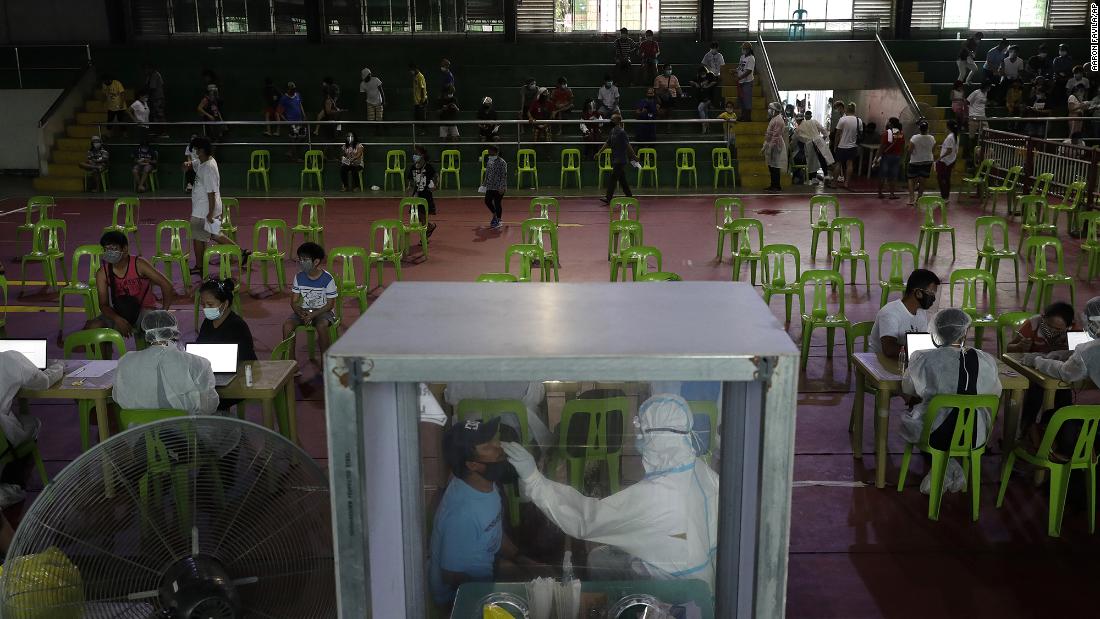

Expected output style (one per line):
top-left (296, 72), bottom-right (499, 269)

top-left (113, 310), bottom-right (219, 416)
top-left (502, 394), bottom-right (719, 589)
top-left (1020, 297), bottom-right (1100, 455)
top-left (901, 308), bottom-right (1001, 494)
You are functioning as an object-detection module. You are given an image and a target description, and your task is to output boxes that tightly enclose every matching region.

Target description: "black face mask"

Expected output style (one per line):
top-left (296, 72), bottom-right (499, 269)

top-left (917, 290), bottom-right (936, 310)
top-left (476, 459), bottom-right (517, 483)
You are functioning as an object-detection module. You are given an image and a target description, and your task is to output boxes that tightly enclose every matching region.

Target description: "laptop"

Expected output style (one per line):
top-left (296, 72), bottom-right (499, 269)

top-left (185, 343), bottom-right (238, 386)
top-left (1067, 331), bottom-right (1092, 350)
top-left (905, 332), bottom-right (936, 356)
top-left (0, 339), bottom-right (47, 369)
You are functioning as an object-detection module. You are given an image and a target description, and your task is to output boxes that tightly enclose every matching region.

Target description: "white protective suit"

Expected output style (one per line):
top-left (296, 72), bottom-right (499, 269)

top-left (444, 382), bottom-right (552, 449)
top-left (0, 351), bottom-right (64, 445)
top-left (504, 394), bottom-right (719, 590)
top-left (763, 110), bottom-right (789, 170)
top-left (901, 346), bottom-right (1002, 445)
top-left (112, 345), bottom-right (219, 416)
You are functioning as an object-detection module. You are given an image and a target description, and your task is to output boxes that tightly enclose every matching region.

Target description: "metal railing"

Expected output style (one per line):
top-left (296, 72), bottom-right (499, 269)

top-left (976, 116), bottom-right (1100, 142)
top-left (875, 33), bottom-right (921, 123)
top-left (756, 18), bottom-right (883, 39)
top-left (979, 127), bottom-right (1099, 215)
top-left (0, 44), bottom-right (92, 88)
top-left (38, 65), bottom-right (99, 176)
top-left (754, 36), bottom-right (781, 106)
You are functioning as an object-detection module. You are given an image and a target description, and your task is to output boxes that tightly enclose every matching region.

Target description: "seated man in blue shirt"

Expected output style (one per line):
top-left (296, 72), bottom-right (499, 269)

top-left (429, 418), bottom-right (535, 608)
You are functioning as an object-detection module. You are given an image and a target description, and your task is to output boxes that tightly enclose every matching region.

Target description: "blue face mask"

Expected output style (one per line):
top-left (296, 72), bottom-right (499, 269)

top-left (203, 306), bottom-right (223, 321)
top-left (412, 154), bottom-right (422, 163)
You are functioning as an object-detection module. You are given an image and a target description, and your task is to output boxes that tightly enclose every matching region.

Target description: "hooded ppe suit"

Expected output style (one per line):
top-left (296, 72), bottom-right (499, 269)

top-left (503, 394), bottom-right (719, 590)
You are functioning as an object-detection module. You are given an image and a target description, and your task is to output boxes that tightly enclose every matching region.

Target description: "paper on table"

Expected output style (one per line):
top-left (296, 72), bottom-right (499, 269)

top-left (67, 361), bottom-right (116, 379)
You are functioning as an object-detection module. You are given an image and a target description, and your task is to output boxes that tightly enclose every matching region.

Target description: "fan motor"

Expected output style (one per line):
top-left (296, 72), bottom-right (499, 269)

top-left (159, 555), bottom-right (241, 619)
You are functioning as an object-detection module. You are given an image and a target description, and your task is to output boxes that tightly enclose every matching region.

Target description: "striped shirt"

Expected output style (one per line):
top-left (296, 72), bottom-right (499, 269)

top-left (615, 36), bottom-right (635, 60)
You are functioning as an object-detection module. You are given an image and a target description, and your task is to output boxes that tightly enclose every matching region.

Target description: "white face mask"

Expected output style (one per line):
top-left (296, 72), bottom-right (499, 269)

top-left (487, 155), bottom-right (498, 162)
top-left (346, 135), bottom-right (354, 144)
top-left (203, 306), bottom-right (223, 321)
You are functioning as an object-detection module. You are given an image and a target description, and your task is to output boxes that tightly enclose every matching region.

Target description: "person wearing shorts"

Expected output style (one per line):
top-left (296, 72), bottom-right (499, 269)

top-left (906, 120), bottom-right (936, 205)
top-left (187, 137), bottom-right (248, 274)
top-left (877, 117), bottom-right (904, 199)
top-left (283, 242), bottom-right (338, 371)
top-left (832, 102), bottom-right (862, 188)
top-left (85, 230), bottom-right (178, 342)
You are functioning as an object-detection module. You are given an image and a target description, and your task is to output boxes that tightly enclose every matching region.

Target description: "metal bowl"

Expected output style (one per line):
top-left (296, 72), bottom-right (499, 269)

top-left (606, 593), bottom-right (665, 618)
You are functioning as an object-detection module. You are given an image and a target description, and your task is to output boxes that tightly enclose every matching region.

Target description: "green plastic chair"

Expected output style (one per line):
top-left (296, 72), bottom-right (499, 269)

top-left (727, 218), bottom-right (763, 284)
top-left (948, 268), bottom-right (997, 348)
top-left (504, 243), bottom-right (545, 282)
top-left (16, 196), bottom-right (55, 244)
top-left (1077, 211), bottom-right (1100, 281)
top-left (997, 405), bottom-right (1100, 536)
top-left (220, 197), bottom-right (240, 242)
top-left (849, 320), bottom-right (875, 353)
top-left (300, 149), bottom-right (324, 191)
top-left (636, 148), bottom-right (658, 188)
top-left (637, 271), bottom-right (682, 281)
top-left (829, 217), bottom-right (870, 289)
top-left (876, 242), bottom-right (918, 307)
top-left (974, 215), bottom-right (1020, 295)
top-left (996, 311), bottom-right (1032, 356)
top-left (686, 400), bottom-right (719, 462)
top-left (246, 149), bottom-right (270, 192)
top-left (1016, 195), bottom-right (1056, 254)
top-left (1028, 171), bottom-right (1054, 200)
top-left (516, 148), bottom-right (538, 189)
top-left (797, 269), bottom-right (852, 370)
top-left (103, 198), bottom-right (140, 254)
top-left (522, 218), bottom-right (560, 281)
top-left (193, 244), bottom-right (243, 324)
top-left (367, 219), bottom-right (405, 285)
top-left (440, 149), bottom-right (461, 189)
top-left (986, 165), bottom-right (1022, 217)
top-left (456, 399), bottom-right (530, 526)
top-left (478, 148), bottom-right (489, 185)
top-left (20, 218), bottom-right (66, 289)
top-left (915, 196), bottom-right (956, 262)
top-left (476, 273), bottom-right (519, 282)
top-left (328, 246), bottom-right (370, 322)
top-left (674, 147), bottom-right (697, 189)
top-left (246, 219), bottom-right (289, 291)
top-left (809, 195), bottom-right (841, 261)
top-left (560, 148), bottom-right (582, 188)
top-left (384, 150), bottom-right (406, 190)
top-left (761, 244), bottom-right (802, 324)
top-left (84, 165), bottom-right (109, 193)
top-left (57, 244), bottom-right (103, 331)
top-left (295, 315), bottom-right (342, 360)
top-left (400, 197), bottom-right (431, 257)
top-left (0, 415), bottom-right (48, 488)
top-left (609, 197), bottom-right (640, 223)
top-left (290, 197), bottom-right (326, 248)
top-left (1049, 180), bottom-right (1086, 235)
top-left (597, 149), bottom-right (613, 188)
top-left (1021, 236), bottom-right (1075, 313)
top-left (529, 197), bottom-right (561, 224)
top-left (714, 197), bottom-right (746, 261)
top-left (961, 158), bottom-right (994, 200)
top-left (898, 393), bottom-right (1000, 521)
top-left (271, 334), bottom-right (296, 361)
top-left (608, 219), bottom-right (643, 267)
top-left (64, 327), bottom-right (126, 451)
top-left (614, 245), bottom-right (662, 281)
top-left (712, 147), bottom-right (736, 189)
top-left (558, 396), bottom-right (629, 495)
top-left (151, 220), bottom-right (191, 283)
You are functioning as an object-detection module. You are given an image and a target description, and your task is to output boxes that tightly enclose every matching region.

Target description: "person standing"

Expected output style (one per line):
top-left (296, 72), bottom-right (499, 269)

top-left (736, 43), bottom-right (755, 122)
top-left (935, 120), bottom-right (959, 201)
top-left (128, 90), bottom-right (151, 142)
top-left (439, 58), bottom-right (455, 92)
top-left (877, 117), bottom-right (903, 199)
top-left (360, 68), bottom-right (385, 123)
top-left (101, 75), bottom-right (127, 137)
top-left (906, 120), bottom-right (936, 205)
top-left (262, 77), bottom-right (281, 136)
top-left (956, 33), bottom-right (983, 83)
top-left (279, 82), bottom-right (306, 139)
top-left (833, 102), bottom-right (861, 188)
top-left (480, 144), bottom-right (507, 230)
top-left (197, 84), bottom-right (225, 141)
top-left (984, 38), bottom-right (1008, 100)
top-left (702, 42), bottom-right (725, 82)
top-left (966, 82), bottom-right (990, 165)
top-left (1001, 46), bottom-right (1025, 82)
top-left (613, 28), bottom-right (636, 85)
top-left (689, 67), bottom-right (719, 134)
top-left (949, 81), bottom-right (968, 127)
top-left (144, 65), bottom-right (167, 133)
top-left (762, 102), bottom-right (788, 192)
top-left (410, 63), bottom-right (428, 132)
top-left (596, 113), bottom-right (636, 205)
top-left (796, 110), bottom-right (830, 185)
top-left (1052, 43), bottom-right (1074, 82)
top-left (638, 30), bottom-right (660, 85)
top-left (186, 137), bottom-right (248, 274)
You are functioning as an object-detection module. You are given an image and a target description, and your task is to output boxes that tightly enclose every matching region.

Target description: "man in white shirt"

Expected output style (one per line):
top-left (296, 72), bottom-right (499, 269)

top-left (833, 102), bottom-right (862, 187)
top-left (597, 75), bottom-right (620, 116)
top-left (736, 44), bottom-right (756, 121)
top-left (935, 120), bottom-right (959, 201)
top-left (906, 120), bottom-right (936, 204)
top-left (966, 81), bottom-right (990, 148)
top-left (870, 268), bottom-right (941, 358)
top-left (360, 67), bottom-right (384, 121)
top-left (186, 137), bottom-right (247, 273)
top-left (128, 90), bottom-right (151, 140)
top-left (1001, 46), bottom-right (1024, 81)
top-left (702, 42), bottom-right (725, 82)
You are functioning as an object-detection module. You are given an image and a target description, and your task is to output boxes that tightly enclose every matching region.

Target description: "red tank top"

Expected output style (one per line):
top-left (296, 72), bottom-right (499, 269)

top-left (106, 256), bottom-right (156, 309)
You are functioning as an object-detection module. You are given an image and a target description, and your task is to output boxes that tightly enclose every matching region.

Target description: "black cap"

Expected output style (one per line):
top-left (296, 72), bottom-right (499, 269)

top-left (443, 417), bottom-right (500, 476)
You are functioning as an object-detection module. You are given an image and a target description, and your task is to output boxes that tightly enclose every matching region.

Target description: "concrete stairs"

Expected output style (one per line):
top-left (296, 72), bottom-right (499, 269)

top-left (32, 89), bottom-right (132, 193)
top-left (897, 61), bottom-right (969, 184)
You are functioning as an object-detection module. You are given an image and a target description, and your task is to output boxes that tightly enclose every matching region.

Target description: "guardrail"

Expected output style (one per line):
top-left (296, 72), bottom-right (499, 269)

top-left (0, 44), bottom-right (91, 88)
top-left (754, 36), bottom-right (781, 107)
top-left (38, 65), bottom-right (99, 176)
top-left (976, 116), bottom-right (1100, 142)
top-left (756, 18), bottom-right (883, 39)
top-left (979, 127), bottom-right (1098, 220)
top-left (875, 33), bottom-right (921, 123)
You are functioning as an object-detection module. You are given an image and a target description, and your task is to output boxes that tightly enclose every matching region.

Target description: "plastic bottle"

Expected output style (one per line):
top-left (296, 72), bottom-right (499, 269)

top-left (562, 550), bottom-right (574, 582)
top-left (245, 364), bottom-right (254, 387)
top-left (898, 345), bottom-right (908, 373)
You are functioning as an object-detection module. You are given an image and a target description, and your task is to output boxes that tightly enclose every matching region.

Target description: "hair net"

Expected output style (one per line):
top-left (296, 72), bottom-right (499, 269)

top-left (141, 310), bottom-right (180, 345)
top-left (1084, 296), bottom-right (1100, 338)
top-left (930, 308), bottom-right (971, 346)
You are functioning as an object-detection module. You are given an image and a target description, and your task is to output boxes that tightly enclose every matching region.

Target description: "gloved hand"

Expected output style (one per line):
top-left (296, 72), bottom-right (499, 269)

top-left (502, 442), bottom-right (538, 481)
top-left (1020, 353), bottom-right (1042, 367)
top-left (428, 180), bottom-right (435, 190)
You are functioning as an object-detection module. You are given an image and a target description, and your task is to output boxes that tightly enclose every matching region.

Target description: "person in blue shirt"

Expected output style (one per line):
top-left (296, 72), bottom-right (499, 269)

top-left (429, 418), bottom-right (535, 608)
top-left (634, 88), bottom-right (658, 143)
top-left (278, 82), bottom-right (307, 137)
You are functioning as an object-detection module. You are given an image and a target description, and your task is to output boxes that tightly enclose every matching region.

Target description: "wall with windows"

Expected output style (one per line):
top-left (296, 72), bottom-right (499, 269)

top-left (0, 0), bottom-right (111, 44)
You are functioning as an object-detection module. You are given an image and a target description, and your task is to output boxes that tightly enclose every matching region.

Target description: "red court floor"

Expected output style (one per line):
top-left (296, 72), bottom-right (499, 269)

top-left (2, 189), bottom-right (1099, 617)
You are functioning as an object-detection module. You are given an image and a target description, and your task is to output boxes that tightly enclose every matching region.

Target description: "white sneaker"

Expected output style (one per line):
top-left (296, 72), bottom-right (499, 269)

top-left (0, 483), bottom-right (26, 508)
top-left (919, 473), bottom-right (932, 495)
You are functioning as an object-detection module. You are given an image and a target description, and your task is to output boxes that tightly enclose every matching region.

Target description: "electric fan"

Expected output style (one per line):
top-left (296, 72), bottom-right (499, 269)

top-left (1, 417), bottom-right (336, 618)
